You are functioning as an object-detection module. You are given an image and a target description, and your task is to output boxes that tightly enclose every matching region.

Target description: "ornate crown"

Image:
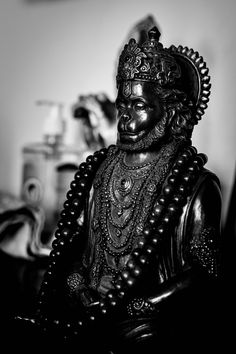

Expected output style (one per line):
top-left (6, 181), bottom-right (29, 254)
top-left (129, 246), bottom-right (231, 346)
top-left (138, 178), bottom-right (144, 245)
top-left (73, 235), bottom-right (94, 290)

top-left (116, 26), bottom-right (211, 122)
top-left (117, 27), bottom-right (181, 87)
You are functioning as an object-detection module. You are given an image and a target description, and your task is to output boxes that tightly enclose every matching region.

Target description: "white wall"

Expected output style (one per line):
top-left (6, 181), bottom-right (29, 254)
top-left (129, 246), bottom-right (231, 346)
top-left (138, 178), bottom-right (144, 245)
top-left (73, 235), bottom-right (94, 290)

top-left (0, 0), bottom-right (235, 223)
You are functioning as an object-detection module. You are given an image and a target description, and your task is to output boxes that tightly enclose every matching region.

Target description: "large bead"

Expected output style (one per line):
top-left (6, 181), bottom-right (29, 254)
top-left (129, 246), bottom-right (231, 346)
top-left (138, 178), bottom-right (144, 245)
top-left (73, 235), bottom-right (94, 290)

top-left (60, 210), bottom-right (67, 218)
top-left (143, 226), bottom-right (153, 237)
top-left (92, 155), bottom-right (99, 164)
top-left (178, 185), bottom-right (186, 194)
top-left (172, 194), bottom-right (185, 206)
top-left (127, 258), bottom-right (136, 270)
top-left (58, 220), bottom-right (66, 228)
top-left (198, 153), bottom-right (208, 164)
top-left (107, 290), bottom-right (116, 299)
top-left (63, 200), bottom-right (70, 209)
top-left (75, 191), bottom-right (83, 198)
top-left (153, 204), bottom-right (164, 216)
top-left (137, 239), bottom-right (146, 248)
top-left (83, 172), bottom-right (92, 179)
top-left (66, 190), bottom-right (73, 199)
top-left (86, 163), bottom-right (93, 172)
top-left (172, 167), bottom-right (181, 175)
top-left (79, 162), bottom-right (87, 171)
top-left (168, 175), bottom-right (177, 185)
top-left (99, 300), bottom-right (108, 315)
top-left (99, 148), bottom-right (108, 156)
top-left (182, 173), bottom-right (193, 184)
top-left (192, 156), bottom-right (204, 167)
top-left (117, 290), bottom-right (125, 299)
top-left (187, 163), bottom-right (199, 173)
top-left (167, 203), bottom-right (177, 214)
top-left (132, 248), bottom-right (142, 258)
top-left (71, 198), bottom-right (80, 208)
top-left (148, 217), bottom-right (156, 226)
top-left (187, 146), bottom-right (198, 155)
top-left (126, 276), bottom-right (136, 287)
top-left (69, 208), bottom-right (77, 217)
top-left (156, 225), bottom-right (165, 236)
top-left (163, 184), bottom-right (173, 196)
top-left (132, 265), bottom-right (142, 277)
top-left (163, 215), bottom-right (171, 224)
top-left (176, 157), bottom-right (186, 167)
top-left (157, 196), bottom-right (167, 205)
top-left (138, 254), bottom-right (149, 265)
top-left (151, 236), bottom-right (159, 247)
top-left (114, 278), bottom-right (126, 291)
top-left (58, 239), bottom-right (65, 247)
top-left (60, 228), bottom-right (71, 237)
top-left (70, 181), bottom-right (77, 189)
top-left (181, 150), bottom-right (192, 159)
top-left (51, 250), bottom-right (61, 258)
top-left (54, 230), bottom-right (61, 238)
top-left (74, 171), bottom-right (82, 180)
top-left (77, 179), bottom-right (87, 189)
top-left (143, 244), bottom-right (156, 256)
top-left (86, 155), bottom-right (94, 163)
top-left (121, 270), bottom-right (130, 280)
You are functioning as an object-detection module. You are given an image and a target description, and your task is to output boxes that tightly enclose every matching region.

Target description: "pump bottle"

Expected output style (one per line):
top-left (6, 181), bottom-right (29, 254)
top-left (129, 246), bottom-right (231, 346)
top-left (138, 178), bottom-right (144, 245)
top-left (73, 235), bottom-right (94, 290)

top-left (21, 101), bottom-right (85, 245)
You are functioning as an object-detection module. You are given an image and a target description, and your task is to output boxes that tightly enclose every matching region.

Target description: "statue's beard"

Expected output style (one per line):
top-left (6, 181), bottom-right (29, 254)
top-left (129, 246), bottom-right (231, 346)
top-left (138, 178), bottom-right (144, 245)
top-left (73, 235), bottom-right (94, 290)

top-left (117, 114), bottom-right (169, 152)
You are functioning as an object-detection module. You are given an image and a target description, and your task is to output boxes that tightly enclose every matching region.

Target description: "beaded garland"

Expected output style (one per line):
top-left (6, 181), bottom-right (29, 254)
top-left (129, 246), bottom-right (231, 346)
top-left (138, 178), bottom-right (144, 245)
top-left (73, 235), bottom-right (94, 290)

top-left (36, 143), bottom-right (208, 338)
top-left (36, 148), bottom-right (109, 329)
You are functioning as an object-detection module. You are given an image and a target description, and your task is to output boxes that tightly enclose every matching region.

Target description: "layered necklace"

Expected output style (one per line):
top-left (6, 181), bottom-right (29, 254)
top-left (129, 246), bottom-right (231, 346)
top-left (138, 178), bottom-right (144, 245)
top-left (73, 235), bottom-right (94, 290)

top-left (86, 142), bottom-right (180, 287)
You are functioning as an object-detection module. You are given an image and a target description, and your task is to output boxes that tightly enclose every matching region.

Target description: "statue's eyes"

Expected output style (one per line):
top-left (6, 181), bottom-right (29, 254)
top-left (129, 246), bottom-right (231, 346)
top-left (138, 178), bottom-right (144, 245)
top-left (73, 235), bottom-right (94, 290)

top-left (134, 101), bottom-right (148, 111)
top-left (116, 102), bottom-right (126, 111)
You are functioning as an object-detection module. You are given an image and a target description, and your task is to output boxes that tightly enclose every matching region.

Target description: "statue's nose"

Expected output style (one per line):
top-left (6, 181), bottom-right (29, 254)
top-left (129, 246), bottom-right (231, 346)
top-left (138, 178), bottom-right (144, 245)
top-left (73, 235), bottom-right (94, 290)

top-left (118, 112), bottom-right (136, 133)
top-left (121, 112), bottom-right (131, 122)
top-left (118, 111), bottom-right (131, 131)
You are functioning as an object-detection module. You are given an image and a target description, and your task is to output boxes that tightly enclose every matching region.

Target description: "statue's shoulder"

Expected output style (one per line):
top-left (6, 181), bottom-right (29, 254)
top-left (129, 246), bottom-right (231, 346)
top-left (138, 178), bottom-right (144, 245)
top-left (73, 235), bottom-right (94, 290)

top-left (187, 167), bottom-right (222, 217)
top-left (193, 168), bottom-right (221, 194)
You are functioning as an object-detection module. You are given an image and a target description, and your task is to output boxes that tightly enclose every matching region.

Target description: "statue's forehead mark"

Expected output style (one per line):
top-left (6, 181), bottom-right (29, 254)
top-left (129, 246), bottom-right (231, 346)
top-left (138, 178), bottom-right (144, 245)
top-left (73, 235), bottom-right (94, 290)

top-left (122, 81), bottom-right (132, 98)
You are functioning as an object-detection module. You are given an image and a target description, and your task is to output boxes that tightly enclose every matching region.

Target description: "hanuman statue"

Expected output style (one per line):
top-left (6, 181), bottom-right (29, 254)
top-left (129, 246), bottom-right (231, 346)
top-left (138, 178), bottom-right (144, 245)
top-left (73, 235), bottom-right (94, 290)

top-left (20, 26), bottom-right (222, 353)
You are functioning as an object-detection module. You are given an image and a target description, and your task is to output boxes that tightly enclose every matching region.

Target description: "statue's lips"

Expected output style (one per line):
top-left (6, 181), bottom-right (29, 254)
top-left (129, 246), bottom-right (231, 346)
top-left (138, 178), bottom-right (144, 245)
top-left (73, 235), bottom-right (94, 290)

top-left (119, 130), bottom-right (145, 142)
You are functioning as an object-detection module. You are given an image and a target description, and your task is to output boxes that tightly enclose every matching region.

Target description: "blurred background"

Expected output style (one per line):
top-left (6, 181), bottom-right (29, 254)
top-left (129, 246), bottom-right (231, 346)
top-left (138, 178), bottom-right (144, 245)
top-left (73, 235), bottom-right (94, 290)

top-left (0, 0), bottom-right (235, 328)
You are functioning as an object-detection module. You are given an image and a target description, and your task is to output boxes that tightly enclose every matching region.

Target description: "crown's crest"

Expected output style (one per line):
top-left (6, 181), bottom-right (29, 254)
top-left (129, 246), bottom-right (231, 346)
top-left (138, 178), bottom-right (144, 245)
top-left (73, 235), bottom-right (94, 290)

top-left (116, 27), bottom-right (181, 87)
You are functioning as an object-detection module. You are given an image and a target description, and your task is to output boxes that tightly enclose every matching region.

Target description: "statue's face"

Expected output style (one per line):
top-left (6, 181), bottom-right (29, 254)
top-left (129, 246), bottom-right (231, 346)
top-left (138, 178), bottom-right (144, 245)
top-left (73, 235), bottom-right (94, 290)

top-left (116, 80), bottom-right (164, 150)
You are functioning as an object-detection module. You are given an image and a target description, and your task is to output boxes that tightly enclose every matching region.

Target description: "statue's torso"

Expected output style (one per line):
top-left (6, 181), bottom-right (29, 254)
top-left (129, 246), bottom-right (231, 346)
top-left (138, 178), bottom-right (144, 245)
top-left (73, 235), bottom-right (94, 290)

top-left (82, 143), bottom-right (183, 295)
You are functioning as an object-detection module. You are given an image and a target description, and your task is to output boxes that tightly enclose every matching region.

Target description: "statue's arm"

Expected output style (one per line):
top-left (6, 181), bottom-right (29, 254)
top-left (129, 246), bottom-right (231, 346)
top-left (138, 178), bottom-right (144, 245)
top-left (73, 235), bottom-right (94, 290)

top-left (127, 171), bottom-right (222, 317)
top-left (184, 171), bottom-right (222, 277)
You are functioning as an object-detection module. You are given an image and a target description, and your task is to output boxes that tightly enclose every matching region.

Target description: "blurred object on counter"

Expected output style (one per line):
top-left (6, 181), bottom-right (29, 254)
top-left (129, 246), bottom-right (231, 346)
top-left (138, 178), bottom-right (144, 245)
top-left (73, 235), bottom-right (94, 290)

top-left (0, 191), bottom-right (49, 322)
top-left (56, 162), bottom-right (79, 225)
top-left (0, 191), bottom-right (48, 260)
top-left (21, 94), bottom-right (116, 243)
top-left (21, 101), bottom-right (86, 242)
top-left (72, 92), bottom-right (117, 150)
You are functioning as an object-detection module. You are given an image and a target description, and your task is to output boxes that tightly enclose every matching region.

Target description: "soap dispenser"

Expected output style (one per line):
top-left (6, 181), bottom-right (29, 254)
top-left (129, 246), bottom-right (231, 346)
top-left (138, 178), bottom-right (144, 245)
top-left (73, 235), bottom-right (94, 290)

top-left (21, 101), bottom-right (70, 244)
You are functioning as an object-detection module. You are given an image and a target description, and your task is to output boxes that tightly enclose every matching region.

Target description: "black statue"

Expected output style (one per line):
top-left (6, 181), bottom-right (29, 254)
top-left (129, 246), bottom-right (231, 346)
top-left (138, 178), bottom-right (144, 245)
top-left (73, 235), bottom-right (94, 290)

top-left (16, 26), bottom-right (223, 352)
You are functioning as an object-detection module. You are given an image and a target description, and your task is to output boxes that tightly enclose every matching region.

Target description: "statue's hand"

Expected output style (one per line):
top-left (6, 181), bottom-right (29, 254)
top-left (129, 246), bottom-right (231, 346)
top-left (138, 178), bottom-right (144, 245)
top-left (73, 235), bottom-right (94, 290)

top-left (97, 275), bottom-right (115, 295)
